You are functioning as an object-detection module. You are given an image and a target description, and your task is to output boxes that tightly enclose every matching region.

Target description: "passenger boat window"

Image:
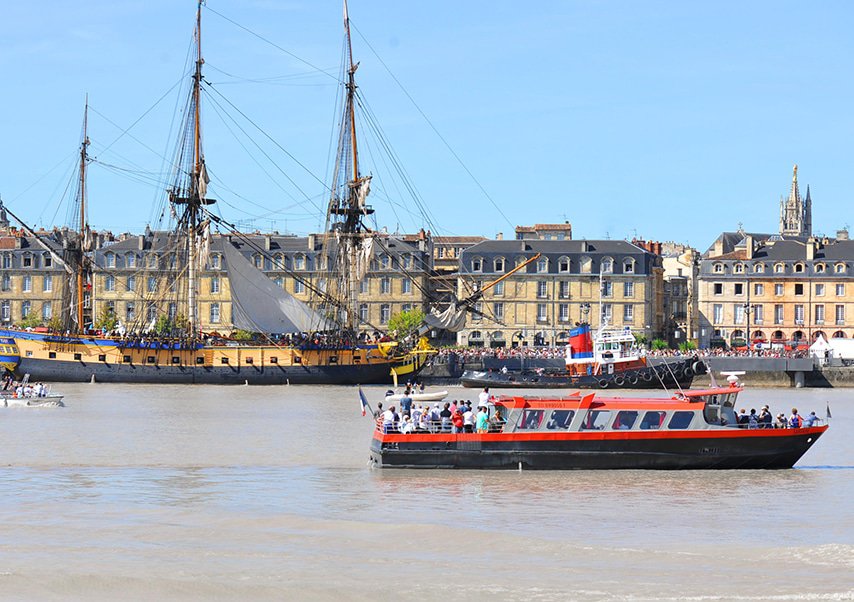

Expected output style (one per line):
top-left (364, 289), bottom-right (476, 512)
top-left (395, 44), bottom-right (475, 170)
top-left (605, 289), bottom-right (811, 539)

top-left (546, 410), bottom-right (575, 430)
top-left (613, 411), bottom-right (638, 430)
top-left (640, 411), bottom-right (665, 430)
top-left (668, 411), bottom-right (695, 429)
top-left (518, 409), bottom-right (545, 430)
top-left (703, 405), bottom-right (720, 425)
top-left (581, 410), bottom-right (611, 430)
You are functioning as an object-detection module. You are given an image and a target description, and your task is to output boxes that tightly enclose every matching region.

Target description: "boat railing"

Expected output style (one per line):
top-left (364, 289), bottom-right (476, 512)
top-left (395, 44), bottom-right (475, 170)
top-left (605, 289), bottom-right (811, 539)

top-left (374, 417), bottom-right (506, 434)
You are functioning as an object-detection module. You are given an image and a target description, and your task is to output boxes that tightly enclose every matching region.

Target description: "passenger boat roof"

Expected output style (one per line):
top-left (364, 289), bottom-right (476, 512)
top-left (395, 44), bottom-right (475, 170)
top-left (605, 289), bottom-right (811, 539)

top-left (495, 384), bottom-right (741, 411)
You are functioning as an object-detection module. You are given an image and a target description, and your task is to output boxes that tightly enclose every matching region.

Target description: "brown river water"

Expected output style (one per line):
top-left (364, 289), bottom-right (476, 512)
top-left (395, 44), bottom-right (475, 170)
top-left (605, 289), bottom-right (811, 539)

top-left (0, 383), bottom-right (851, 601)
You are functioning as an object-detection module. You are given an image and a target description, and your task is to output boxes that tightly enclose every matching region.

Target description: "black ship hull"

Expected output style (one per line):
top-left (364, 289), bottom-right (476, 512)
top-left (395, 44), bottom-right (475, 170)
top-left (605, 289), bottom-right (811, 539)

top-left (460, 358), bottom-right (706, 389)
top-left (15, 356), bottom-right (396, 385)
top-left (370, 428), bottom-right (825, 470)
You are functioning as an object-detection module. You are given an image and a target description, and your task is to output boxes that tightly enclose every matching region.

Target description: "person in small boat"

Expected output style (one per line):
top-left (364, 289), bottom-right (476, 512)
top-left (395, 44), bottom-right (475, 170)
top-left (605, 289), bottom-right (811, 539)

top-left (382, 406), bottom-right (396, 433)
top-left (451, 407), bottom-right (464, 433)
top-left (400, 388), bottom-right (413, 415)
top-left (748, 409), bottom-right (759, 429)
top-left (463, 405), bottom-right (475, 433)
top-left (478, 387), bottom-right (490, 407)
top-left (476, 406), bottom-right (489, 434)
top-left (439, 403), bottom-right (452, 432)
top-left (488, 409), bottom-right (506, 432)
top-left (759, 406), bottom-right (773, 429)
top-left (789, 408), bottom-right (803, 429)
top-left (737, 409), bottom-right (749, 427)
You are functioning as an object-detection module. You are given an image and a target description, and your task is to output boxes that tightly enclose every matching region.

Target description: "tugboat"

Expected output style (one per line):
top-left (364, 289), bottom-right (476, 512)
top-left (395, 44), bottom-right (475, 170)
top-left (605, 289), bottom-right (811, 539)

top-left (460, 324), bottom-right (706, 389)
top-left (369, 375), bottom-right (827, 469)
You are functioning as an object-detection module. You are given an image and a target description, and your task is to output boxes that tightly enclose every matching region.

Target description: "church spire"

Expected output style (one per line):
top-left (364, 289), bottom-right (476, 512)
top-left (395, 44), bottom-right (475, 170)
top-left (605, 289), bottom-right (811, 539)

top-left (780, 164), bottom-right (809, 237)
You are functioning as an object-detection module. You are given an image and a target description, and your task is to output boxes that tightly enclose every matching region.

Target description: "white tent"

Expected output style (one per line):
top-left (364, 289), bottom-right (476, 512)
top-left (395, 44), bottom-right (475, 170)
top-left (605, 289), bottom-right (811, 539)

top-left (809, 334), bottom-right (832, 358)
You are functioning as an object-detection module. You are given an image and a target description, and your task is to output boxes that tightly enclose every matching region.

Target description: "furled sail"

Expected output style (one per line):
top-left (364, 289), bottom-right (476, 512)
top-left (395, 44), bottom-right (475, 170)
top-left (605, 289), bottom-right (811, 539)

top-left (423, 302), bottom-right (467, 333)
top-left (222, 241), bottom-right (331, 333)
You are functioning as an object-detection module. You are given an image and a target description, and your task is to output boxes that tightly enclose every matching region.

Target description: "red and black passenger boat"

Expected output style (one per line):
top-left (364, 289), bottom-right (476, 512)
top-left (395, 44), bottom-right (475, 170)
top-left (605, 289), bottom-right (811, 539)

top-left (369, 379), bottom-right (827, 469)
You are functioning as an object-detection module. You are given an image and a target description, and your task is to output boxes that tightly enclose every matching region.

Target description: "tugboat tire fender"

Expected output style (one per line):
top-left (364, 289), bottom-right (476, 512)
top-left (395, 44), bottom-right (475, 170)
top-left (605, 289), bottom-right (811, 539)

top-left (628, 374), bottom-right (639, 385)
top-left (692, 361), bottom-right (704, 374)
top-left (613, 375), bottom-right (625, 386)
top-left (683, 367), bottom-right (694, 378)
top-left (642, 371), bottom-right (654, 382)
top-left (598, 379), bottom-right (609, 389)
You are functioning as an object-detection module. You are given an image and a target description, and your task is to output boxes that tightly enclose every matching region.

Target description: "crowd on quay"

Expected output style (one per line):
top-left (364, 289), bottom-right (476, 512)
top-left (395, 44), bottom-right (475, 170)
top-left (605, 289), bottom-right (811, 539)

top-left (375, 387), bottom-right (506, 434)
top-left (731, 405), bottom-right (823, 429)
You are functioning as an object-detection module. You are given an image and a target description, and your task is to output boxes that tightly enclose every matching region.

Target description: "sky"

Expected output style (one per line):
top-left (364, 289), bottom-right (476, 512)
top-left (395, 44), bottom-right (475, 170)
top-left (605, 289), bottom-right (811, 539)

top-left (1, 0), bottom-right (853, 250)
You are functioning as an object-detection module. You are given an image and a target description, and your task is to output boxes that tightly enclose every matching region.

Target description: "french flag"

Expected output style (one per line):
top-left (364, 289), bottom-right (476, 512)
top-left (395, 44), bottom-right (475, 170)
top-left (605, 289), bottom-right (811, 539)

top-left (359, 387), bottom-right (372, 417)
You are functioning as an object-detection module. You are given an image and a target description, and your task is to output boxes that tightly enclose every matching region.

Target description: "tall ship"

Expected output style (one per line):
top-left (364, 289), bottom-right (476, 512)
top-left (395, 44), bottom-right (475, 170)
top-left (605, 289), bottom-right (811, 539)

top-left (0, 2), bottom-right (431, 384)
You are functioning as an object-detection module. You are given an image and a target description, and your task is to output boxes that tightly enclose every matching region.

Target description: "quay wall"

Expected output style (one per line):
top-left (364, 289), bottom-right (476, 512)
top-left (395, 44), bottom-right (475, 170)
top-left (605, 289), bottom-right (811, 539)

top-left (418, 354), bottom-right (854, 388)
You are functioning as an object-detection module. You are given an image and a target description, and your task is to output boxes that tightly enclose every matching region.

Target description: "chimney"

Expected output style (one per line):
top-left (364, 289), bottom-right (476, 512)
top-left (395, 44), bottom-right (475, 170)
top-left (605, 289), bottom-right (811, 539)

top-left (137, 235), bottom-right (145, 251)
top-left (713, 237), bottom-right (723, 257)
top-left (264, 235), bottom-right (272, 251)
top-left (806, 238), bottom-right (816, 261)
top-left (496, 232), bottom-right (503, 240)
top-left (308, 233), bottom-right (316, 250)
top-left (581, 240), bottom-right (588, 253)
top-left (837, 229), bottom-right (849, 241)
top-left (744, 235), bottom-right (753, 259)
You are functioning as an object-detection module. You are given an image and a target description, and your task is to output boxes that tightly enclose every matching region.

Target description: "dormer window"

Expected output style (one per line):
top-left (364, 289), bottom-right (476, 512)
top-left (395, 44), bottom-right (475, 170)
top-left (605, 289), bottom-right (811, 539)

top-left (126, 253), bottom-right (136, 269)
top-left (601, 257), bottom-right (613, 273)
top-left (815, 263), bottom-right (825, 273)
top-left (774, 263), bottom-right (785, 274)
top-left (104, 253), bottom-right (115, 269)
top-left (471, 257), bottom-right (482, 272)
top-left (380, 254), bottom-right (391, 270)
top-left (253, 254), bottom-right (263, 269)
top-left (295, 254), bottom-right (306, 270)
top-left (734, 263), bottom-right (744, 274)
top-left (794, 263), bottom-right (804, 273)
top-left (623, 258), bottom-right (635, 273)
top-left (754, 263), bottom-right (764, 273)
top-left (210, 254), bottom-right (221, 270)
top-left (713, 263), bottom-right (723, 274)
top-left (580, 256), bottom-right (592, 274)
top-left (43, 253), bottom-right (52, 268)
top-left (494, 257), bottom-right (505, 273)
top-left (536, 258), bottom-right (548, 273)
top-left (558, 257), bottom-right (570, 273)
top-left (403, 254), bottom-right (413, 270)
top-left (836, 263), bottom-right (846, 274)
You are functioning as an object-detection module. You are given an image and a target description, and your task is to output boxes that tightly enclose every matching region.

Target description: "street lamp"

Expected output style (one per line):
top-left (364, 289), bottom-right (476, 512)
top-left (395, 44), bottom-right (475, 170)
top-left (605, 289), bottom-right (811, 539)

top-left (580, 302), bottom-right (591, 325)
top-left (742, 303), bottom-right (755, 349)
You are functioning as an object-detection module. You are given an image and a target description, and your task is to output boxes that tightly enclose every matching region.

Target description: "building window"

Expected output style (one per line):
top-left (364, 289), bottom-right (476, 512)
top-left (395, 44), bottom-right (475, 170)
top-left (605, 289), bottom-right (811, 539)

top-left (471, 257), bottom-right (482, 272)
top-left (816, 304), bottom-right (825, 325)
top-left (734, 263), bottom-right (744, 274)
top-left (147, 277), bottom-right (156, 293)
top-left (713, 263), bottom-right (723, 273)
top-left (537, 281), bottom-right (548, 298)
top-left (602, 303), bottom-right (613, 322)
top-left (211, 276), bottom-right (220, 294)
top-left (559, 281), bottom-right (569, 299)
top-left (105, 275), bottom-right (115, 292)
top-left (754, 263), bottom-right (764, 273)
top-left (494, 302), bottom-right (504, 320)
top-left (536, 258), bottom-right (548, 273)
top-left (623, 304), bottom-right (634, 323)
top-left (380, 255), bottom-right (391, 270)
top-left (815, 263), bottom-right (825, 273)
top-left (837, 284), bottom-right (845, 296)
top-left (602, 281), bottom-right (612, 298)
top-left (360, 279), bottom-right (369, 294)
top-left (734, 283), bottom-right (743, 296)
top-left (836, 305), bottom-right (845, 325)
top-left (21, 300), bottom-right (31, 318)
top-left (559, 303), bottom-right (569, 322)
top-left (294, 280), bottom-right (305, 294)
top-left (126, 302), bottom-right (135, 322)
top-left (794, 304), bottom-right (805, 325)
top-left (714, 283), bottom-right (723, 295)
top-left (22, 275), bottom-right (32, 292)
top-left (0, 300), bottom-right (9, 321)
top-left (754, 283), bottom-right (764, 296)
top-left (754, 304), bottom-right (764, 324)
top-left (623, 259), bottom-right (635, 273)
top-left (794, 283), bottom-right (804, 296)
top-left (494, 281), bottom-right (505, 297)
top-left (734, 304), bottom-right (745, 324)
top-left (1, 254), bottom-right (10, 269)
top-left (401, 278), bottom-right (412, 294)
top-left (794, 263), bottom-right (804, 273)
top-left (359, 303), bottom-right (368, 322)
top-left (210, 302), bottom-right (220, 324)
top-left (774, 264), bottom-right (784, 274)
top-left (42, 301), bottom-right (52, 320)
top-left (836, 263), bottom-right (846, 274)
top-left (126, 254), bottom-right (136, 268)
top-left (147, 304), bottom-right (157, 321)
top-left (558, 257), bottom-right (569, 273)
top-left (43, 275), bottom-right (52, 293)
top-left (105, 253), bottom-right (115, 268)
top-left (601, 258), bottom-right (613, 273)
top-left (380, 277), bottom-right (391, 294)
top-left (380, 304), bottom-right (391, 324)
top-left (211, 254), bottom-right (221, 269)
top-left (624, 282), bottom-right (634, 298)
top-left (774, 304), bottom-right (784, 325)
top-left (775, 283), bottom-right (783, 296)
top-left (168, 302), bottom-right (177, 320)
top-left (537, 303), bottom-right (548, 322)
top-left (815, 283), bottom-right (825, 296)
top-left (295, 255), bottom-right (305, 270)
top-left (472, 302), bottom-right (482, 322)
top-left (494, 258), bottom-right (505, 273)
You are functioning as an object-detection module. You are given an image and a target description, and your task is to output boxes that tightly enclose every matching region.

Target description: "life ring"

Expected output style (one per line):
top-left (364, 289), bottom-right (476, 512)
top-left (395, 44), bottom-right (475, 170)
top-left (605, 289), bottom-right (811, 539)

top-left (613, 375), bottom-right (625, 386)
top-left (628, 374), bottom-right (639, 385)
top-left (598, 379), bottom-right (609, 389)
top-left (642, 370), bottom-right (653, 382)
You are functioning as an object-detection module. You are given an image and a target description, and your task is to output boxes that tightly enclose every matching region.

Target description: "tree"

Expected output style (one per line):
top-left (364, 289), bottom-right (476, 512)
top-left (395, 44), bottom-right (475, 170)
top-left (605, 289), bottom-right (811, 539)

top-left (651, 338), bottom-right (668, 351)
top-left (387, 308), bottom-right (425, 341)
top-left (19, 313), bottom-right (42, 329)
top-left (154, 315), bottom-right (172, 335)
top-left (231, 329), bottom-right (253, 342)
top-left (678, 340), bottom-right (697, 352)
top-left (94, 306), bottom-right (117, 332)
top-left (633, 333), bottom-right (648, 347)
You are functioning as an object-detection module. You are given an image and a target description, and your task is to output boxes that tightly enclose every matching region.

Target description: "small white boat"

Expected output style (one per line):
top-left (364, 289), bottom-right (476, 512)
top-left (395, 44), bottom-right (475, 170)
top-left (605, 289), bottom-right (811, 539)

top-left (2, 395), bottom-right (64, 408)
top-left (385, 390), bottom-right (449, 403)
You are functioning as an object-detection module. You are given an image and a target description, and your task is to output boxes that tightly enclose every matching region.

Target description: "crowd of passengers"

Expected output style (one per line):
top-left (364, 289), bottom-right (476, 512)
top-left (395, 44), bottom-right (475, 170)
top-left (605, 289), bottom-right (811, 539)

top-left (376, 388), bottom-right (506, 434)
top-left (732, 406), bottom-right (822, 429)
top-left (1, 375), bottom-right (50, 398)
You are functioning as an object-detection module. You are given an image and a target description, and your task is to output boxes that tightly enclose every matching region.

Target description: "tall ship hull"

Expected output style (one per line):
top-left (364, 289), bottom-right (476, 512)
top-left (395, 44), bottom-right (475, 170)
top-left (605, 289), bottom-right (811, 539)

top-left (2, 330), bottom-right (424, 385)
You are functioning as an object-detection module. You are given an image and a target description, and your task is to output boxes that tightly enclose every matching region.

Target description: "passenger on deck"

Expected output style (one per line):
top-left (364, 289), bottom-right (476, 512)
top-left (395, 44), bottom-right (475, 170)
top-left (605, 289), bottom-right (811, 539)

top-left (382, 406), bottom-right (396, 433)
top-left (489, 409), bottom-right (506, 432)
top-left (478, 387), bottom-right (490, 407)
top-left (737, 409), bottom-right (749, 427)
top-left (476, 407), bottom-right (489, 434)
top-left (400, 388), bottom-right (413, 415)
top-left (373, 402), bottom-right (384, 420)
top-left (451, 408), bottom-right (464, 433)
top-left (748, 409), bottom-right (759, 429)
top-left (400, 415), bottom-right (414, 434)
top-left (439, 403), bottom-right (452, 432)
top-left (759, 406), bottom-right (773, 429)
top-left (804, 411), bottom-right (820, 427)
top-left (789, 408), bottom-right (803, 429)
top-left (463, 405), bottom-right (475, 433)
top-left (776, 413), bottom-right (788, 429)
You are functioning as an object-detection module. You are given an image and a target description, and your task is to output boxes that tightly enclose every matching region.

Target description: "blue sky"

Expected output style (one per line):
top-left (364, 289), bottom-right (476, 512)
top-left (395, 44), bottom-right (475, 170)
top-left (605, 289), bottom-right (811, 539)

top-left (1, 1), bottom-right (852, 250)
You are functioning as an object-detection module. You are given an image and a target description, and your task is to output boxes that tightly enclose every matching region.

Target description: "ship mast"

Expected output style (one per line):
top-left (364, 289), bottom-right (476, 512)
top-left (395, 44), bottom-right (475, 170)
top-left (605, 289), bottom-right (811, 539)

top-left (327, 0), bottom-right (374, 331)
top-left (76, 97), bottom-right (90, 331)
